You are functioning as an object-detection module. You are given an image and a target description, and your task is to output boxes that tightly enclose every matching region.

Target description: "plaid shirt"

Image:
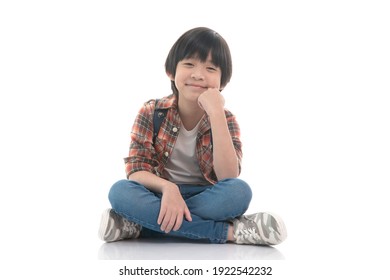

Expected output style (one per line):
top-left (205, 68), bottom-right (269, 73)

top-left (124, 94), bottom-right (242, 185)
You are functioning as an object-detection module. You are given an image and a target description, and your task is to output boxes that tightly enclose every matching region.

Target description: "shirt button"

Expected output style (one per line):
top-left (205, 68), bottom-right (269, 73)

top-left (164, 152), bottom-right (169, 157)
top-left (172, 127), bottom-right (178, 133)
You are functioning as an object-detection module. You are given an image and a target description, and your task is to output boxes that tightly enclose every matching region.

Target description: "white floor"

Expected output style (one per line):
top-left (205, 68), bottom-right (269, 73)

top-left (98, 237), bottom-right (285, 260)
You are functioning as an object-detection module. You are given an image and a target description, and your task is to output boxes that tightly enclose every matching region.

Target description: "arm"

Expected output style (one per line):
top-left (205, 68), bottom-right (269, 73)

top-left (198, 89), bottom-right (240, 180)
top-left (125, 103), bottom-right (191, 233)
top-left (128, 171), bottom-right (192, 233)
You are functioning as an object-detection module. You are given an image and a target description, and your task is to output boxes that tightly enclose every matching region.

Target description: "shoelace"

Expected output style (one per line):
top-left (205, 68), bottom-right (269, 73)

top-left (236, 227), bottom-right (262, 241)
top-left (122, 218), bottom-right (136, 234)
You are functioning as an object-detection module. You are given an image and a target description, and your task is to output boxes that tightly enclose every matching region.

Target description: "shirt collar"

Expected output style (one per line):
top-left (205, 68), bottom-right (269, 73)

top-left (156, 94), bottom-right (178, 110)
top-left (156, 94), bottom-right (212, 133)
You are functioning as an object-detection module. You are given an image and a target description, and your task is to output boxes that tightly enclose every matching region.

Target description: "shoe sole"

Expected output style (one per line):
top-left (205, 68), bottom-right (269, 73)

top-left (264, 212), bottom-right (287, 245)
top-left (98, 208), bottom-right (111, 241)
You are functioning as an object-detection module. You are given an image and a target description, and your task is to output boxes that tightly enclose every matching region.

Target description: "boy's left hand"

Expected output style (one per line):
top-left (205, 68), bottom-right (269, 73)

top-left (198, 88), bottom-right (225, 116)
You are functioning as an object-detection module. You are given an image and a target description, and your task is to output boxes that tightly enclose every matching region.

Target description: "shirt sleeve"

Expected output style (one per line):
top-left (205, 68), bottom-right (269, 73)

top-left (226, 111), bottom-right (243, 175)
top-left (124, 102), bottom-right (157, 178)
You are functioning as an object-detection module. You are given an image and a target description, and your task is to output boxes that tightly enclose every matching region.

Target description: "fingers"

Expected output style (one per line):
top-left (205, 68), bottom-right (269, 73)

top-left (172, 205), bottom-right (192, 231)
top-left (157, 204), bottom-right (172, 233)
top-left (198, 99), bottom-right (204, 110)
top-left (161, 212), bottom-right (175, 233)
top-left (184, 206), bottom-right (192, 222)
top-left (157, 207), bottom-right (192, 233)
top-left (197, 88), bottom-right (225, 114)
top-left (172, 214), bottom-right (183, 231)
top-left (157, 205), bottom-right (166, 226)
top-left (158, 210), bottom-right (181, 233)
top-left (157, 189), bottom-right (192, 233)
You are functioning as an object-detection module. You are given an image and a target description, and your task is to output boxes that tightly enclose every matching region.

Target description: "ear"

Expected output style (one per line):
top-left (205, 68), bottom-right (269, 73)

top-left (166, 71), bottom-right (174, 81)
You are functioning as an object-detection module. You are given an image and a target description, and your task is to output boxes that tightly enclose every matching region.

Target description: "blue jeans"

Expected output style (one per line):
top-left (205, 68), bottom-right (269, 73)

top-left (108, 178), bottom-right (252, 244)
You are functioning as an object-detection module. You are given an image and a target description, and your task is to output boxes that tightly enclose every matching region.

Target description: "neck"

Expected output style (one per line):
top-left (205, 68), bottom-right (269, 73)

top-left (178, 98), bottom-right (205, 131)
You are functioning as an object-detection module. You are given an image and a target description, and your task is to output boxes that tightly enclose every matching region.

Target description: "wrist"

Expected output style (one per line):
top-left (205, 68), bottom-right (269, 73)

top-left (161, 182), bottom-right (178, 193)
top-left (206, 107), bottom-right (225, 119)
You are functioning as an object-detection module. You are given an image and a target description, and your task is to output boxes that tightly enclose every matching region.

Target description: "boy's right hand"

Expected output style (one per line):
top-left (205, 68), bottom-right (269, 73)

top-left (158, 184), bottom-right (192, 233)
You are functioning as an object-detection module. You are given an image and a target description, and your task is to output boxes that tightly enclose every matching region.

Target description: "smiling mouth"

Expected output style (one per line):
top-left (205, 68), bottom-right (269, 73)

top-left (187, 84), bottom-right (207, 89)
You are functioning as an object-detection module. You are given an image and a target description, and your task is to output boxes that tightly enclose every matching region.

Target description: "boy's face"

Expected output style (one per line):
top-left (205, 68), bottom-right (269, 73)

top-left (168, 53), bottom-right (222, 103)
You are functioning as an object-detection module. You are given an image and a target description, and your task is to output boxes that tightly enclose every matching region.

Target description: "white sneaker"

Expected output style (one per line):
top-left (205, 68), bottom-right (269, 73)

top-left (98, 208), bottom-right (141, 242)
top-left (232, 212), bottom-right (287, 245)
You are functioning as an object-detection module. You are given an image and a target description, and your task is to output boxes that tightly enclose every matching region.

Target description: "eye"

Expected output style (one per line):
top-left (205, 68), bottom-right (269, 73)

top-left (182, 62), bottom-right (194, 67)
top-left (207, 65), bottom-right (219, 72)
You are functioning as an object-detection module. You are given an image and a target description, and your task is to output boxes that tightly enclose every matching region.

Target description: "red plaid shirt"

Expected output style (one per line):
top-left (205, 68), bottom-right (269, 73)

top-left (124, 94), bottom-right (242, 185)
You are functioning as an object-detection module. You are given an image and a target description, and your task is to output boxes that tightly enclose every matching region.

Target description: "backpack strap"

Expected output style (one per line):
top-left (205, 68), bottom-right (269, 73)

top-left (152, 99), bottom-right (214, 146)
top-left (152, 99), bottom-right (168, 145)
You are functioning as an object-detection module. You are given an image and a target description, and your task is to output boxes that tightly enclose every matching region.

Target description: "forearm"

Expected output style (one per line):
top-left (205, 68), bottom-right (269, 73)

top-left (128, 171), bottom-right (191, 233)
top-left (128, 170), bottom-right (178, 193)
top-left (209, 110), bottom-right (239, 180)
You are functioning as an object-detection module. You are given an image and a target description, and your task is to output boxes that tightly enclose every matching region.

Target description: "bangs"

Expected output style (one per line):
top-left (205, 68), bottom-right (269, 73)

top-left (181, 31), bottom-right (226, 68)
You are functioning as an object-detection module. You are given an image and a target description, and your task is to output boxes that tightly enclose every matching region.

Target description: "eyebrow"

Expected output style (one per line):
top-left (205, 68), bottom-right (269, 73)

top-left (183, 57), bottom-right (216, 65)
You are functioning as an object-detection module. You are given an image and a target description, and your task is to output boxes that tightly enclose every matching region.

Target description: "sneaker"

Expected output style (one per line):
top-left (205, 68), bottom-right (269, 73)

top-left (232, 212), bottom-right (287, 245)
top-left (98, 208), bottom-right (142, 242)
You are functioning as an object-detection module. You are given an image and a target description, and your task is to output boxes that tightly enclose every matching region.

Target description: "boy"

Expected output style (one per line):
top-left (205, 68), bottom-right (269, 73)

top-left (99, 27), bottom-right (287, 245)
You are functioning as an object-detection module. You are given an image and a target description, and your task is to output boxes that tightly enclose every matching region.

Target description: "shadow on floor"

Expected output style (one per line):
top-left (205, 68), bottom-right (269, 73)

top-left (98, 236), bottom-right (285, 260)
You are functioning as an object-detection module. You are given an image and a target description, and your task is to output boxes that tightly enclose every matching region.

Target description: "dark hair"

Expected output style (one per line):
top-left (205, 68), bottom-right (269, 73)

top-left (165, 27), bottom-right (232, 95)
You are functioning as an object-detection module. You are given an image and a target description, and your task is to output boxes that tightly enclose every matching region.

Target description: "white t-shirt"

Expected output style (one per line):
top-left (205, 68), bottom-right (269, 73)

top-left (163, 122), bottom-right (209, 185)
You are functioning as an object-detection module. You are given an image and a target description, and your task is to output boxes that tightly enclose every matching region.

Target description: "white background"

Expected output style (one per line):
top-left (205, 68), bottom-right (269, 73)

top-left (1, 0), bottom-right (389, 279)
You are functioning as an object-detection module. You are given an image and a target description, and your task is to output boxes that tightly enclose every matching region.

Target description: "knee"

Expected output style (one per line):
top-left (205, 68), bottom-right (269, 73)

top-left (108, 179), bottom-right (140, 209)
top-left (108, 179), bottom-right (126, 207)
top-left (213, 178), bottom-right (252, 216)
top-left (223, 178), bottom-right (252, 206)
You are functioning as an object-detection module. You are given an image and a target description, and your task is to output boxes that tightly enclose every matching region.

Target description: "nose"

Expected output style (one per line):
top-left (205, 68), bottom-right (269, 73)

top-left (190, 67), bottom-right (205, 80)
